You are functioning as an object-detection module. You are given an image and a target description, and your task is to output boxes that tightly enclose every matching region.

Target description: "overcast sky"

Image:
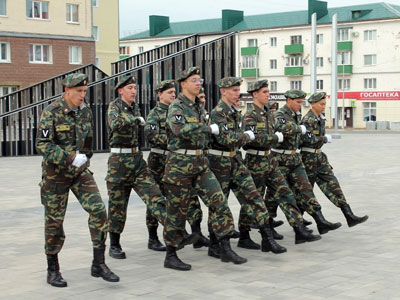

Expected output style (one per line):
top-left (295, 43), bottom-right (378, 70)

top-left (119, 0), bottom-right (398, 37)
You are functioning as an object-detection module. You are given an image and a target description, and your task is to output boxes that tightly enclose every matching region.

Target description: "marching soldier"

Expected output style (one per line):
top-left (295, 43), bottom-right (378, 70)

top-left (36, 73), bottom-right (119, 287)
top-left (300, 92), bottom-right (368, 227)
top-left (207, 76), bottom-right (287, 255)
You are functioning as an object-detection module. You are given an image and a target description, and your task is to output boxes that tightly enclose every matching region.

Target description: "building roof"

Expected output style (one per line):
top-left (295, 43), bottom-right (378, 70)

top-left (121, 2), bottom-right (400, 41)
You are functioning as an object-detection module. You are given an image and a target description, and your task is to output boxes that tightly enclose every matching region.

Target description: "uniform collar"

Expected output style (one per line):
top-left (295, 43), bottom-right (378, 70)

top-left (218, 99), bottom-right (239, 115)
top-left (158, 102), bottom-right (169, 110)
top-left (60, 97), bottom-right (85, 114)
top-left (178, 93), bottom-right (200, 108)
top-left (117, 97), bottom-right (136, 111)
top-left (282, 104), bottom-right (301, 117)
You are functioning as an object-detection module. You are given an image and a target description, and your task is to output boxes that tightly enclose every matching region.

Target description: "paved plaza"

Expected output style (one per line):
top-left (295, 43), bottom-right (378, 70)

top-left (0, 132), bottom-right (400, 300)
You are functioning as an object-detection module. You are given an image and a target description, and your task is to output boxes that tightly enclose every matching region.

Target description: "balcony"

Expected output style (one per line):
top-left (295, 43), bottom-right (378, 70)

top-left (338, 41), bottom-right (353, 51)
top-left (241, 68), bottom-right (258, 77)
top-left (284, 67), bottom-right (304, 76)
top-left (285, 44), bottom-right (304, 54)
top-left (241, 47), bottom-right (258, 56)
top-left (338, 65), bottom-right (353, 74)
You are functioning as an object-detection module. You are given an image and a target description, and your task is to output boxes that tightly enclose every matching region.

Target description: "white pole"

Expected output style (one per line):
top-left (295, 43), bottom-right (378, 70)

top-left (310, 13), bottom-right (317, 95)
top-left (331, 13), bottom-right (341, 138)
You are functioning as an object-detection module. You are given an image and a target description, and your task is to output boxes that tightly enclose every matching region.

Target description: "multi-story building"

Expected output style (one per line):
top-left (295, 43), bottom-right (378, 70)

top-left (119, 2), bottom-right (400, 129)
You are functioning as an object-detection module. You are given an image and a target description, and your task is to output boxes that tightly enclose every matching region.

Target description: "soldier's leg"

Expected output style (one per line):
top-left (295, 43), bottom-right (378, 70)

top-left (187, 194), bottom-right (210, 248)
top-left (71, 169), bottom-right (119, 282)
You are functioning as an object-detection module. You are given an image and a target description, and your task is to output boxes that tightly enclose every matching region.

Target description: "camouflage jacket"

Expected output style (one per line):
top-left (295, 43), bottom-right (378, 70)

top-left (36, 97), bottom-right (93, 174)
top-left (209, 100), bottom-right (250, 151)
top-left (274, 104), bottom-right (303, 150)
top-left (242, 103), bottom-right (278, 151)
top-left (166, 93), bottom-right (210, 151)
top-left (300, 110), bottom-right (328, 149)
top-left (144, 102), bottom-right (169, 150)
top-left (107, 98), bottom-right (142, 148)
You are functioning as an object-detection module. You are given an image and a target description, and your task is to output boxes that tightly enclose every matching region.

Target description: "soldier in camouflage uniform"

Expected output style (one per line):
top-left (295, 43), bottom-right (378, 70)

top-left (106, 74), bottom-right (169, 258)
top-left (162, 67), bottom-right (247, 271)
top-left (145, 80), bottom-right (209, 249)
top-left (207, 76), bottom-right (287, 255)
top-left (268, 89), bottom-right (342, 235)
top-left (242, 80), bottom-right (321, 244)
top-left (36, 73), bottom-right (119, 287)
top-left (300, 92), bottom-right (368, 227)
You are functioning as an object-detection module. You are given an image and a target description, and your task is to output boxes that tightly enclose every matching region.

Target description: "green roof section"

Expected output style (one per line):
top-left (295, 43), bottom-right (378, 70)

top-left (121, 2), bottom-right (400, 40)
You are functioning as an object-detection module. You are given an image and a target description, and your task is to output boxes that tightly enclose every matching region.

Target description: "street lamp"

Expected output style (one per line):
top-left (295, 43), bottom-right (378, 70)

top-left (255, 42), bottom-right (268, 81)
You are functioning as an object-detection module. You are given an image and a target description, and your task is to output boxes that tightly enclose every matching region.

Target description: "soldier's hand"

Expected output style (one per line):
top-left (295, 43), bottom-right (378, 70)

top-left (274, 131), bottom-right (284, 143)
top-left (325, 134), bottom-right (332, 143)
top-left (299, 125), bottom-right (307, 135)
top-left (244, 130), bottom-right (255, 141)
top-left (136, 116), bottom-right (146, 126)
top-left (72, 153), bottom-right (87, 168)
top-left (210, 124), bottom-right (219, 135)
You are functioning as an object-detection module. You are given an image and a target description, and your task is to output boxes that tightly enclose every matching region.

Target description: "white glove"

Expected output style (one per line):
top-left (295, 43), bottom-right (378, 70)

top-left (299, 125), bottom-right (307, 135)
top-left (274, 132), bottom-right (284, 143)
top-left (210, 124), bottom-right (219, 135)
top-left (325, 134), bottom-right (332, 143)
top-left (137, 116), bottom-right (145, 126)
top-left (244, 130), bottom-right (255, 141)
top-left (72, 153), bottom-right (87, 168)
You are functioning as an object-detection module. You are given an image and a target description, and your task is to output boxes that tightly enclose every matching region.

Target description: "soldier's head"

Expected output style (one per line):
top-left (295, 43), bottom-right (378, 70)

top-left (218, 77), bottom-right (243, 107)
top-left (115, 74), bottom-right (136, 105)
top-left (155, 80), bottom-right (176, 106)
top-left (63, 73), bottom-right (88, 108)
top-left (269, 101), bottom-right (279, 113)
top-left (198, 87), bottom-right (206, 108)
top-left (284, 89), bottom-right (306, 113)
top-left (308, 92), bottom-right (327, 115)
top-left (248, 80), bottom-right (269, 107)
top-left (178, 67), bottom-right (203, 100)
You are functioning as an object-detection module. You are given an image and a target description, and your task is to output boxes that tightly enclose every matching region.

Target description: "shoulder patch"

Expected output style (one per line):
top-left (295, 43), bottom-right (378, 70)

top-left (278, 118), bottom-right (286, 124)
top-left (150, 124), bottom-right (157, 130)
top-left (175, 115), bottom-right (183, 121)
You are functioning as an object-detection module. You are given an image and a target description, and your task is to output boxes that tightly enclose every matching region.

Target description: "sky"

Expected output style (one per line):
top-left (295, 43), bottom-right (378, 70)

top-left (119, 0), bottom-right (398, 37)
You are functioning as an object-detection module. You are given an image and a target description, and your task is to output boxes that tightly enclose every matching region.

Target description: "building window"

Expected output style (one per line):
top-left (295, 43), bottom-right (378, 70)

top-left (120, 46), bottom-right (130, 55)
top-left (138, 46), bottom-right (144, 53)
top-left (0, 42), bottom-right (10, 63)
top-left (29, 44), bottom-right (51, 63)
top-left (363, 102), bottom-right (376, 121)
top-left (364, 30), bottom-right (376, 41)
top-left (290, 35), bottom-right (302, 45)
top-left (242, 55), bottom-right (256, 69)
top-left (316, 80), bottom-right (323, 90)
top-left (0, 86), bottom-right (18, 97)
top-left (338, 51), bottom-right (352, 65)
top-left (92, 0), bottom-right (98, 7)
top-left (0, 0), bottom-right (6, 16)
top-left (66, 4), bottom-right (78, 23)
top-left (290, 80), bottom-right (302, 90)
top-left (286, 55), bottom-right (302, 67)
top-left (316, 57), bottom-right (323, 67)
top-left (270, 81), bottom-right (277, 92)
top-left (364, 78), bottom-right (376, 89)
top-left (316, 34), bottom-right (323, 44)
top-left (69, 46), bottom-right (82, 65)
top-left (270, 37), bottom-right (277, 47)
top-left (247, 39), bottom-right (257, 47)
top-left (364, 54), bottom-right (376, 66)
top-left (92, 26), bottom-right (99, 41)
top-left (338, 79), bottom-right (350, 90)
top-left (338, 28), bottom-right (349, 41)
top-left (270, 59), bottom-right (277, 69)
top-left (26, 1), bottom-right (49, 20)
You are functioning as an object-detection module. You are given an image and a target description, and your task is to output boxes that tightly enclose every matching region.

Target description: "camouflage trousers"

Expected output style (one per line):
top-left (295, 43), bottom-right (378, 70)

top-left (243, 153), bottom-right (303, 227)
top-left (162, 153), bottom-right (234, 247)
top-left (208, 153), bottom-right (270, 232)
top-left (301, 152), bottom-right (347, 207)
top-left (148, 151), bottom-right (203, 227)
top-left (266, 153), bottom-right (322, 216)
top-left (40, 168), bottom-right (108, 254)
top-left (106, 152), bottom-right (166, 234)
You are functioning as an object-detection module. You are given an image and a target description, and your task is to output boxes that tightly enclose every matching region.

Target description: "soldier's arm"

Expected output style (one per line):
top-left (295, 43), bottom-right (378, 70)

top-left (243, 112), bottom-right (278, 147)
top-left (35, 110), bottom-right (75, 166)
top-left (300, 117), bottom-right (327, 146)
top-left (167, 104), bottom-right (210, 138)
top-left (107, 103), bottom-right (126, 130)
top-left (145, 110), bottom-right (168, 145)
top-left (82, 109), bottom-right (94, 159)
top-left (274, 111), bottom-right (301, 136)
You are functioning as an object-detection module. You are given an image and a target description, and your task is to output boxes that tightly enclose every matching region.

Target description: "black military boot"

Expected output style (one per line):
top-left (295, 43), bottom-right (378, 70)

top-left (147, 226), bottom-right (166, 251)
top-left (272, 219), bottom-right (284, 228)
top-left (293, 223), bottom-right (322, 244)
top-left (164, 246), bottom-right (191, 271)
top-left (220, 237), bottom-right (247, 264)
top-left (177, 230), bottom-right (200, 250)
top-left (208, 232), bottom-right (221, 259)
top-left (311, 210), bottom-right (342, 234)
top-left (190, 221), bottom-right (210, 249)
top-left (231, 229), bottom-right (241, 239)
top-left (303, 218), bottom-right (313, 226)
top-left (91, 246), bottom-right (120, 282)
top-left (340, 204), bottom-right (369, 227)
top-left (259, 225), bottom-right (287, 254)
top-left (269, 219), bottom-right (284, 240)
top-left (46, 254), bottom-right (67, 288)
top-left (237, 230), bottom-right (260, 250)
top-left (109, 232), bottom-right (126, 259)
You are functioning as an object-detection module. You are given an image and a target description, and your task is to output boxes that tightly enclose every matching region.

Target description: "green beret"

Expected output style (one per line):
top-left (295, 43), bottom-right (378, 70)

top-left (155, 80), bottom-right (176, 93)
top-left (199, 87), bottom-right (205, 94)
top-left (284, 89), bottom-right (307, 99)
top-left (63, 73), bottom-right (88, 88)
top-left (178, 66), bottom-right (200, 82)
top-left (308, 92), bottom-right (327, 103)
top-left (115, 74), bottom-right (136, 90)
top-left (217, 77), bottom-right (243, 88)
top-left (247, 80), bottom-right (269, 93)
